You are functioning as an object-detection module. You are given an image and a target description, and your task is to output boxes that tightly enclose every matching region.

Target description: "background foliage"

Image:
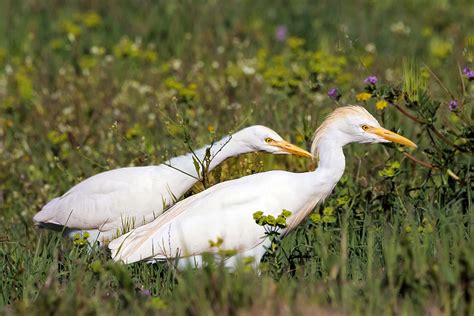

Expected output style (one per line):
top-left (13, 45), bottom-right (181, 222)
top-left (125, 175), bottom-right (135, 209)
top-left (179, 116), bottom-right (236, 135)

top-left (0, 0), bottom-right (473, 314)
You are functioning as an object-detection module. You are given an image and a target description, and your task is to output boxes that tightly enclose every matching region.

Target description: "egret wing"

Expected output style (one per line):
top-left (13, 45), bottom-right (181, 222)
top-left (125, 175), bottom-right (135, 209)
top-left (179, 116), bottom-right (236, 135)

top-left (109, 171), bottom-right (304, 264)
top-left (109, 175), bottom-right (267, 263)
top-left (33, 167), bottom-right (166, 231)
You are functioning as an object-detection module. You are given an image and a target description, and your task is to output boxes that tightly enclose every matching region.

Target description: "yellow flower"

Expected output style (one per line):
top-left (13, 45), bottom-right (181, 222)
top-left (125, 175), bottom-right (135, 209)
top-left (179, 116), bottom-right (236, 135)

top-left (287, 36), bottom-right (305, 49)
top-left (82, 11), bottom-right (102, 28)
top-left (356, 92), bottom-right (372, 101)
top-left (376, 100), bottom-right (388, 110)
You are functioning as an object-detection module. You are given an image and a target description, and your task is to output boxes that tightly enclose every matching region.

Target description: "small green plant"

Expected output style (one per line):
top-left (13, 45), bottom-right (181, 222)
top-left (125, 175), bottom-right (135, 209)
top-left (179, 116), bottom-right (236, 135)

top-left (378, 161), bottom-right (401, 178)
top-left (207, 237), bottom-right (238, 261)
top-left (72, 231), bottom-right (90, 247)
top-left (253, 209), bottom-right (292, 273)
top-left (309, 206), bottom-right (337, 224)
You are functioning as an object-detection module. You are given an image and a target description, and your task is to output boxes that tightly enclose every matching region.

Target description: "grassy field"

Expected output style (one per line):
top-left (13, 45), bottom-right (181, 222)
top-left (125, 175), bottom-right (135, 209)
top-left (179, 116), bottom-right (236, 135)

top-left (0, 0), bottom-right (473, 314)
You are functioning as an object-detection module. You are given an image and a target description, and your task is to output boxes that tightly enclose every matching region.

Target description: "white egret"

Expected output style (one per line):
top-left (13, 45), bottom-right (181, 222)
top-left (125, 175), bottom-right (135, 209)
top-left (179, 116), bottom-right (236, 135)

top-left (109, 106), bottom-right (417, 267)
top-left (33, 125), bottom-right (312, 243)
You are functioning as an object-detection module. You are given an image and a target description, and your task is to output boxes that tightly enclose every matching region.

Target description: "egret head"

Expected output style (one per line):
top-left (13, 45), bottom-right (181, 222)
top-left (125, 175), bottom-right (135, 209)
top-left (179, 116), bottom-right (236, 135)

top-left (235, 125), bottom-right (312, 158)
top-left (311, 106), bottom-right (416, 157)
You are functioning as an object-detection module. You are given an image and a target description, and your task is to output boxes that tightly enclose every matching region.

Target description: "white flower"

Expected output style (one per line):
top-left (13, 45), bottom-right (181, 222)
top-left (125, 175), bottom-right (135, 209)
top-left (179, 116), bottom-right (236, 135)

top-left (241, 65), bottom-right (256, 75)
top-left (365, 43), bottom-right (377, 54)
top-left (390, 21), bottom-right (411, 35)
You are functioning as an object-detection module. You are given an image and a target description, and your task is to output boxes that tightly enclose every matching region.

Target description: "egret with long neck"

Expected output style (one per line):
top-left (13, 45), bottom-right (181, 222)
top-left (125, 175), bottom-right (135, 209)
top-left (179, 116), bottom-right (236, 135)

top-left (33, 125), bottom-right (312, 243)
top-left (109, 106), bottom-right (417, 266)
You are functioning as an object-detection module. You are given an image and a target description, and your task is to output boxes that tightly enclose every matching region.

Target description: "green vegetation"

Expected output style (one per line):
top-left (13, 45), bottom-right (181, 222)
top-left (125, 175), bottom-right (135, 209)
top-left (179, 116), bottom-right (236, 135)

top-left (0, 0), bottom-right (473, 314)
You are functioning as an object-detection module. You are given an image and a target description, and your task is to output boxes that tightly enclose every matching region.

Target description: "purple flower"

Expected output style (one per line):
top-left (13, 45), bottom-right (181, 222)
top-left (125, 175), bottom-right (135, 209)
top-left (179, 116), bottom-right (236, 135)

top-left (463, 67), bottom-right (474, 80)
top-left (448, 100), bottom-right (458, 111)
top-left (139, 288), bottom-right (152, 296)
top-left (275, 25), bottom-right (288, 42)
top-left (327, 87), bottom-right (339, 99)
top-left (363, 76), bottom-right (378, 85)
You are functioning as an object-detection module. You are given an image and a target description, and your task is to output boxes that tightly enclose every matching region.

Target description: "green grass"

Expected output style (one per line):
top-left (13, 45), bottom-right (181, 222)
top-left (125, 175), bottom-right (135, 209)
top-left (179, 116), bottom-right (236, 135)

top-left (0, 1), bottom-right (473, 314)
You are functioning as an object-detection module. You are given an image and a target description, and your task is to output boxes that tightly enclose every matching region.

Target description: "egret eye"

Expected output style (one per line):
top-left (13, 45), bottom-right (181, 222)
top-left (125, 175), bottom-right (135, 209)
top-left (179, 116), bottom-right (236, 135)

top-left (265, 137), bottom-right (273, 143)
top-left (361, 124), bottom-right (370, 131)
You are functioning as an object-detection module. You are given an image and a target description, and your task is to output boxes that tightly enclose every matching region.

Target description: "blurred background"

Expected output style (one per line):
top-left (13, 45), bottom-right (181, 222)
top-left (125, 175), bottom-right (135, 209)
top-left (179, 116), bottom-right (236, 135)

top-left (0, 0), bottom-right (472, 314)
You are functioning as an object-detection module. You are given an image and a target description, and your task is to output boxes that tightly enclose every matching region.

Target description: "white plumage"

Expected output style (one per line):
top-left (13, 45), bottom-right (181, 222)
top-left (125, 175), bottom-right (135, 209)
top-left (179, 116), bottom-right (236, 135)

top-left (33, 125), bottom-right (312, 243)
top-left (109, 106), bottom-right (417, 267)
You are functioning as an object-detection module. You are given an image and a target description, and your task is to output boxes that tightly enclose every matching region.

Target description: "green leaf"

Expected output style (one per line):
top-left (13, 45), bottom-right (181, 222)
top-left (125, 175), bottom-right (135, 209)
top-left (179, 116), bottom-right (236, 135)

top-left (253, 211), bottom-right (264, 221)
top-left (309, 213), bottom-right (321, 223)
top-left (192, 155), bottom-right (201, 176)
top-left (281, 209), bottom-right (292, 218)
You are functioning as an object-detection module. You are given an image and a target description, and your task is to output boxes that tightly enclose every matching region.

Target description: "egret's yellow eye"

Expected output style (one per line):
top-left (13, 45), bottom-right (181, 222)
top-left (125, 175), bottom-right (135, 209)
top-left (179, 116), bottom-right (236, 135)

top-left (361, 124), bottom-right (370, 131)
top-left (265, 137), bottom-right (273, 143)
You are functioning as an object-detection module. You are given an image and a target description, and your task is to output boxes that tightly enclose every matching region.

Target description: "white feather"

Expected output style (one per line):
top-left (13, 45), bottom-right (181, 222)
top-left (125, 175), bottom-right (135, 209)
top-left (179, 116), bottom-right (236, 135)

top-left (109, 106), bottom-right (416, 267)
top-left (34, 125), bottom-right (308, 243)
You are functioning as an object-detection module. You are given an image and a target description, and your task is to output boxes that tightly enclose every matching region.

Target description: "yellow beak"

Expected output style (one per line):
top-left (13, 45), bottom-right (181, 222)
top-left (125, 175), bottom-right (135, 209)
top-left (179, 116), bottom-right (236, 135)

top-left (366, 127), bottom-right (417, 148)
top-left (270, 140), bottom-right (313, 158)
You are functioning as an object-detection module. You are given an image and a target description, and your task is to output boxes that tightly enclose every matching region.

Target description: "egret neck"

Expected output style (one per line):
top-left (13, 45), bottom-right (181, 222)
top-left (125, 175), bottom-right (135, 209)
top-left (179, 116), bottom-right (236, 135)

top-left (288, 132), bottom-right (347, 230)
top-left (312, 138), bottom-right (346, 186)
top-left (164, 134), bottom-right (251, 181)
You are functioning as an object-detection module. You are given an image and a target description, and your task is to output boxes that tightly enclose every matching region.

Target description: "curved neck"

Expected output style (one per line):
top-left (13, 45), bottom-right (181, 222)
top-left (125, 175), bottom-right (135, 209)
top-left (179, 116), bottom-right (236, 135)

top-left (311, 138), bottom-right (346, 191)
top-left (285, 138), bottom-right (347, 232)
top-left (164, 134), bottom-right (251, 179)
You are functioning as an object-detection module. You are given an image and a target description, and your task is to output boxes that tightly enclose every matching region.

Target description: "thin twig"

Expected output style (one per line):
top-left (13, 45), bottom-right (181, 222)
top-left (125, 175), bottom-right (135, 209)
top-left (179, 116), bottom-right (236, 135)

top-left (425, 128), bottom-right (439, 151)
top-left (393, 102), bottom-right (465, 152)
top-left (458, 63), bottom-right (466, 107)
top-left (428, 126), bottom-right (466, 152)
top-left (392, 102), bottom-right (425, 124)
top-left (162, 162), bottom-right (199, 180)
top-left (424, 64), bottom-right (454, 98)
top-left (402, 152), bottom-right (436, 169)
